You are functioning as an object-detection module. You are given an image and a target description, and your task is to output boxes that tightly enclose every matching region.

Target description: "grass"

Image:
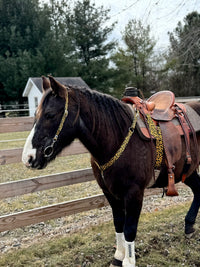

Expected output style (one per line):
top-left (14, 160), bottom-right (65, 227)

top-left (0, 153), bottom-right (91, 183)
top-left (0, 131), bottom-right (29, 149)
top-left (0, 131), bottom-right (101, 218)
top-left (0, 153), bottom-right (98, 215)
top-left (0, 202), bottom-right (200, 266)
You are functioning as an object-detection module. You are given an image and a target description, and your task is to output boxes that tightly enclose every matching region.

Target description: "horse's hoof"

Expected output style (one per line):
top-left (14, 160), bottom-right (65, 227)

top-left (185, 230), bottom-right (196, 239)
top-left (110, 258), bottom-right (123, 267)
top-left (185, 223), bottom-right (195, 238)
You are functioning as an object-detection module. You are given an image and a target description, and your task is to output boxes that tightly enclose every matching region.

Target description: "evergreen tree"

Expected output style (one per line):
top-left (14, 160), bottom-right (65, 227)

top-left (67, 0), bottom-right (116, 92)
top-left (0, 0), bottom-right (51, 104)
top-left (0, 0), bottom-right (116, 104)
top-left (111, 19), bottom-right (156, 98)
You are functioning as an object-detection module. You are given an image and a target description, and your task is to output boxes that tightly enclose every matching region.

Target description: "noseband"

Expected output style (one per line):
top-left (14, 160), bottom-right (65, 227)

top-left (44, 91), bottom-right (69, 158)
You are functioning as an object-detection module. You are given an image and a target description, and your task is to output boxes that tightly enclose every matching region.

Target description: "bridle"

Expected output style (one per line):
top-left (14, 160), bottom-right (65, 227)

top-left (44, 91), bottom-right (69, 158)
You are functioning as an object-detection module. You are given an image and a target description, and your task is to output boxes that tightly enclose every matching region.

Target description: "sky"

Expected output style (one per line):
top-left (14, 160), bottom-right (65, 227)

top-left (44, 0), bottom-right (200, 52)
top-left (93, 0), bottom-right (200, 52)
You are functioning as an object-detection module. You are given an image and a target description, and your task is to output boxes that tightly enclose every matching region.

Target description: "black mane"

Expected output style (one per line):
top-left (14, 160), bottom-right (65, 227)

top-left (71, 86), bottom-right (133, 140)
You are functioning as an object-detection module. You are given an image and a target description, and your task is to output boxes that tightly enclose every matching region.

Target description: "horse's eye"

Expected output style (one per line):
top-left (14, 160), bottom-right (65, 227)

top-left (45, 113), bottom-right (55, 119)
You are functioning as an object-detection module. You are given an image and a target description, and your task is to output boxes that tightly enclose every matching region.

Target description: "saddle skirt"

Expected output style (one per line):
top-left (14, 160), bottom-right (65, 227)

top-left (136, 103), bottom-right (200, 140)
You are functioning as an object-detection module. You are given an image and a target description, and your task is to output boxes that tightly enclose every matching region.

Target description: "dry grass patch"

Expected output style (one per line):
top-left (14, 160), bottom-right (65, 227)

top-left (0, 202), bottom-right (200, 266)
top-left (0, 131), bottom-right (29, 149)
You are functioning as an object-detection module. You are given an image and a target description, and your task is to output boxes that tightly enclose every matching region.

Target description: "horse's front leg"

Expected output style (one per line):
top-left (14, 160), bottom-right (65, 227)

top-left (123, 184), bottom-right (144, 267)
top-left (103, 192), bottom-right (125, 267)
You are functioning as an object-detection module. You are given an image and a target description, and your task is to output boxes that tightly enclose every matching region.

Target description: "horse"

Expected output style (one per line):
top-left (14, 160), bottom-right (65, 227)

top-left (22, 76), bottom-right (200, 267)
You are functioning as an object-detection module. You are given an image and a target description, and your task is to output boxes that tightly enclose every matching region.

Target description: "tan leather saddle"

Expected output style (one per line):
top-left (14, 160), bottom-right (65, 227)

top-left (122, 90), bottom-right (200, 196)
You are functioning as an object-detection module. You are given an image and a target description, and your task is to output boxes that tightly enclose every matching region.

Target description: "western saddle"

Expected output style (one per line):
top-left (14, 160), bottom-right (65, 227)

top-left (122, 88), bottom-right (199, 196)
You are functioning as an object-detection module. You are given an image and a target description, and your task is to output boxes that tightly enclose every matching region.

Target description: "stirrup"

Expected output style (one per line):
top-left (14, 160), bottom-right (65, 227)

top-left (166, 171), bottom-right (179, 196)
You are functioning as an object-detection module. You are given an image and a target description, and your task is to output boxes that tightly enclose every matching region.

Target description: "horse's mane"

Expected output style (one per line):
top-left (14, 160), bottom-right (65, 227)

top-left (70, 86), bottom-right (133, 140)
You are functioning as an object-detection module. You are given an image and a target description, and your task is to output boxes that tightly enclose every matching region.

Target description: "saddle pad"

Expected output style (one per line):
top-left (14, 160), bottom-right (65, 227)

top-left (136, 103), bottom-right (200, 140)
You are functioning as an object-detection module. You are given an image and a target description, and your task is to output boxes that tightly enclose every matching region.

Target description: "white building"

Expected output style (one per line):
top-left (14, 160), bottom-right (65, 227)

top-left (23, 77), bottom-right (89, 116)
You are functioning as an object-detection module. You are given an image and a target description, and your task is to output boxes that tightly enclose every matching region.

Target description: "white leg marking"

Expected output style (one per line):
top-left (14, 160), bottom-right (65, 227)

top-left (22, 125), bottom-right (37, 166)
top-left (123, 241), bottom-right (135, 267)
top-left (114, 232), bottom-right (125, 261)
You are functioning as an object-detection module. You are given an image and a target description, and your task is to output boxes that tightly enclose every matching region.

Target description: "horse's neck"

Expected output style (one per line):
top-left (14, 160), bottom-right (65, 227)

top-left (77, 91), bottom-right (132, 163)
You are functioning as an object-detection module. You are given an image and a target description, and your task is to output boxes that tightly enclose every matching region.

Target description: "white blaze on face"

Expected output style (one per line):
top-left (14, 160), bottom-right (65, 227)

top-left (22, 125), bottom-right (37, 166)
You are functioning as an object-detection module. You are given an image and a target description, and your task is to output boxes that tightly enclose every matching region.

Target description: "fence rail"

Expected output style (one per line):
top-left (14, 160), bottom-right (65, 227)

top-left (0, 109), bottom-right (30, 113)
top-left (0, 116), bottom-right (185, 233)
top-left (0, 141), bottom-right (88, 165)
top-left (0, 168), bottom-right (94, 199)
top-left (0, 116), bottom-right (33, 133)
top-left (0, 194), bottom-right (109, 232)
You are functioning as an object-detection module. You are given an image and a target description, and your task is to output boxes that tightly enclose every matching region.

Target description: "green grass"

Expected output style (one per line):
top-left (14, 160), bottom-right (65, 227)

top-left (0, 202), bottom-right (200, 266)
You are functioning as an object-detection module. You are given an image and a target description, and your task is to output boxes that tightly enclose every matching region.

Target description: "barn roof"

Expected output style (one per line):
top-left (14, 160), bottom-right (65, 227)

top-left (23, 77), bottom-right (90, 97)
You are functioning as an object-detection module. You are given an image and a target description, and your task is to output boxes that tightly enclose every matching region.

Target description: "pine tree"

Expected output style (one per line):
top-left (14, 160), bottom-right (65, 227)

top-left (111, 19), bottom-right (156, 97)
top-left (67, 0), bottom-right (116, 91)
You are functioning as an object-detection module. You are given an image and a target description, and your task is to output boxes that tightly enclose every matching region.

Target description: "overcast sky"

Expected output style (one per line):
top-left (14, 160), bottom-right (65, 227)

top-left (93, 0), bottom-right (200, 52)
top-left (44, 0), bottom-right (200, 51)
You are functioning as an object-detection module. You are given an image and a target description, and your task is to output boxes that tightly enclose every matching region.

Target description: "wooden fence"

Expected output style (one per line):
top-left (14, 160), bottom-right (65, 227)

top-left (0, 116), bottom-right (172, 232)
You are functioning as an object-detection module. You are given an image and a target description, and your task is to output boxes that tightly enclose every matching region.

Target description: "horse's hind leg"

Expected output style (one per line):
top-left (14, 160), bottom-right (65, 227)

top-left (184, 170), bottom-right (200, 237)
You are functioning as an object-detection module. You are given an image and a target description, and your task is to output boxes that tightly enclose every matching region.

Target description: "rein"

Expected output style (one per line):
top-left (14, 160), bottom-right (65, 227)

top-left (94, 109), bottom-right (140, 176)
top-left (44, 91), bottom-right (69, 158)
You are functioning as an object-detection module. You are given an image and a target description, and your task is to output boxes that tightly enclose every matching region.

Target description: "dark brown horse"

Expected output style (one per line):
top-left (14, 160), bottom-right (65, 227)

top-left (22, 76), bottom-right (200, 267)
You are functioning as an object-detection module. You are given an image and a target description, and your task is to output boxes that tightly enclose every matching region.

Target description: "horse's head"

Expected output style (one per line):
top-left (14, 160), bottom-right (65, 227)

top-left (22, 76), bottom-right (79, 169)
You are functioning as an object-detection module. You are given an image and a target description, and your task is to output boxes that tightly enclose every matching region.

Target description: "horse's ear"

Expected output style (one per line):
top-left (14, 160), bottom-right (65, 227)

top-left (42, 76), bottom-right (51, 92)
top-left (42, 76), bottom-right (50, 91)
top-left (48, 75), bottom-right (67, 98)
